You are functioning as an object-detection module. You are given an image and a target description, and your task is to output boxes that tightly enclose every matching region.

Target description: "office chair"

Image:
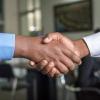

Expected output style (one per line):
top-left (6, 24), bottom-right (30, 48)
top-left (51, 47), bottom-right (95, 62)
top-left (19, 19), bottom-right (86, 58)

top-left (0, 63), bottom-right (28, 100)
top-left (59, 74), bottom-right (100, 100)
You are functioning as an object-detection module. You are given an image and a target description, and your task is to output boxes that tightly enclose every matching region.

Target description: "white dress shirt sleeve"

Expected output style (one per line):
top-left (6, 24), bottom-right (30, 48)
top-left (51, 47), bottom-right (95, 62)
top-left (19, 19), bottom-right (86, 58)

top-left (83, 32), bottom-right (100, 57)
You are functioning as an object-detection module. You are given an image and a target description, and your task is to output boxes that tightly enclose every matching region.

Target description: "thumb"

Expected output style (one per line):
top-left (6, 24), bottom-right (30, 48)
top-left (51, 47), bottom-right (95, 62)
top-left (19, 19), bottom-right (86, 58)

top-left (43, 37), bottom-right (52, 43)
top-left (43, 33), bottom-right (58, 43)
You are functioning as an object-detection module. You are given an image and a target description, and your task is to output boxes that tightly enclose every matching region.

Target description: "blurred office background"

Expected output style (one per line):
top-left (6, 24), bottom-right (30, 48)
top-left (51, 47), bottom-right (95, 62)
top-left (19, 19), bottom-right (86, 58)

top-left (1, 0), bottom-right (100, 100)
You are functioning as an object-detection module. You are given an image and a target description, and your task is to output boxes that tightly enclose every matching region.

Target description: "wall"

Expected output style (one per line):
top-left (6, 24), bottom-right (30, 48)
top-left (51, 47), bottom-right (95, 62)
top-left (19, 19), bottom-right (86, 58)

top-left (93, 0), bottom-right (100, 29)
top-left (4, 0), bottom-right (19, 34)
top-left (41, 0), bottom-right (100, 39)
top-left (3, 0), bottom-right (100, 37)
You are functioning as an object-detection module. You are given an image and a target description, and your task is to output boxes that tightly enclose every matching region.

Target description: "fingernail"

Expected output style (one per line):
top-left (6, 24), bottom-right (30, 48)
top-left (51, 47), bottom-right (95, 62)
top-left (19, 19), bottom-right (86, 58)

top-left (41, 60), bottom-right (48, 66)
top-left (30, 61), bottom-right (35, 66)
top-left (44, 38), bottom-right (51, 43)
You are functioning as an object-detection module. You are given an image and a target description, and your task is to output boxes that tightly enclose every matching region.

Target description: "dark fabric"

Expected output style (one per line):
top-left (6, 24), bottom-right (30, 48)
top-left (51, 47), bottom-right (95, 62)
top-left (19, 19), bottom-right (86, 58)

top-left (76, 91), bottom-right (100, 100)
top-left (76, 56), bottom-right (100, 100)
top-left (0, 63), bottom-right (14, 79)
top-left (76, 56), bottom-right (100, 87)
top-left (27, 69), bottom-right (57, 100)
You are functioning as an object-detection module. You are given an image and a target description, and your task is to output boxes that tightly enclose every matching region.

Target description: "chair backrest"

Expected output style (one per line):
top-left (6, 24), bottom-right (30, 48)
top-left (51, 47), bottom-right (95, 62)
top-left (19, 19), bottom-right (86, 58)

top-left (0, 63), bottom-right (14, 79)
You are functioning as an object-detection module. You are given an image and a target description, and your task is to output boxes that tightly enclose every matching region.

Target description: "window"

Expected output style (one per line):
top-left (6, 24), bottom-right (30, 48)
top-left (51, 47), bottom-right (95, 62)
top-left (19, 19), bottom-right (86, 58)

top-left (18, 0), bottom-right (42, 35)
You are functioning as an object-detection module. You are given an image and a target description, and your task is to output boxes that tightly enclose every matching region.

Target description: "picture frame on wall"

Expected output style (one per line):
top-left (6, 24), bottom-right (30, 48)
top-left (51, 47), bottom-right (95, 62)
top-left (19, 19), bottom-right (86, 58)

top-left (54, 0), bottom-right (93, 32)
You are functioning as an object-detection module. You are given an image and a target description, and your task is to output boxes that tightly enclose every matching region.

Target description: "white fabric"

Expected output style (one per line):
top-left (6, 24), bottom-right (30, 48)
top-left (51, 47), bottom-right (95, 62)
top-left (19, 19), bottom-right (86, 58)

top-left (83, 32), bottom-right (100, 57)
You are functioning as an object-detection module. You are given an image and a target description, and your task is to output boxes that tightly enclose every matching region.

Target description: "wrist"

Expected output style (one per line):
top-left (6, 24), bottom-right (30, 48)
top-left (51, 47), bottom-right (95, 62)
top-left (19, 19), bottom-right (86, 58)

top-left (74, 39), bottom-right (90, 58)
top-left (14, 35), bottom-right (43, 61)
top-left (14, 35), bottom-right (29, 58)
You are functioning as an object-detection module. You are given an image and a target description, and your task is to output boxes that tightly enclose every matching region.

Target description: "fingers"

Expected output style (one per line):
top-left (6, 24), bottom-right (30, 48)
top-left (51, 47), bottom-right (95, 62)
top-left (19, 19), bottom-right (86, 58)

top-left (41, 61), bottom-right (54, 74)
top-left (56, 60), bottom-right (69, 74)
top-left (29, 51), bottom-right (81, 77)
top-left (36, 60), bottom-right (48, 71)
top-left (29, 59), bottom-right (75, 77)
top-left (62, 48), bottom-right (82, 65)
top-left (28, 33), bottom-right (82, 78)
top-left (36, 60), bottom-right (62, 77)
top-left (29, 61), bottom-right (36, 68)
top-left (48, 68), bottom-right (60, 77)
top-left (43, 32), bottom-right (61, 43)
top-left (43, 32), bottom-right (81, 65)
top-left (29, 60), bottom-right (48, 70)
top-left (59, 55), bottom-right (76, 71)
top-left (45, 54), bottom-right (71, 75)
top-left (38, 60), bottom-right (60, 77)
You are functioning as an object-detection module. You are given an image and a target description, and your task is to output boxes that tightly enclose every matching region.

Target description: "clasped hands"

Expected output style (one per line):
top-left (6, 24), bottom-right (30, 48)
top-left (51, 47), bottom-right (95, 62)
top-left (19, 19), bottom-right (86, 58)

top-left (27, 32), bottom-right (87, 77)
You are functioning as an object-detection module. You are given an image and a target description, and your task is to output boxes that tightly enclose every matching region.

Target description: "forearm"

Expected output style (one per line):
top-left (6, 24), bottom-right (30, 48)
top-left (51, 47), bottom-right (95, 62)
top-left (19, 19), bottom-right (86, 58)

top-left (14, 35), bottom-right (29, 58)
top-left (14, 35), bottom-right (43, 60)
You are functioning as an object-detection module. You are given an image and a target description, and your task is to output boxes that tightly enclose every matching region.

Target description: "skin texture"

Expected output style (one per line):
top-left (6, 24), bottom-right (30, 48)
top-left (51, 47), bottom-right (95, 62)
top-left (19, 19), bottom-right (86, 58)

top-left (30, 33), bottom-right (88, 77)
top-left (14, 35), bottom-right (81, 77)
top-left (74, 39), bottom-right (90, 58)
top-left (42, 33), bottom-right (89, 77)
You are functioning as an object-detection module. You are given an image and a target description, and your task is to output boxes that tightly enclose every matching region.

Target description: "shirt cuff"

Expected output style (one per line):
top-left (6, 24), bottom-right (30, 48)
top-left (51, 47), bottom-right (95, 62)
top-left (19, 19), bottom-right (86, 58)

top-left (83, 32), bottom-right (100, 57)
top-left (0, 33), bottom-right (15, 60)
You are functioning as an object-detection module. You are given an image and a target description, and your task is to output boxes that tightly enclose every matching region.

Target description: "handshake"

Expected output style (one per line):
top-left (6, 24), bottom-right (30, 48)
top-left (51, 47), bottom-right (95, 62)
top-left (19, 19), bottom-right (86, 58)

top-left (15, 32), bottom-right (89, 77)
